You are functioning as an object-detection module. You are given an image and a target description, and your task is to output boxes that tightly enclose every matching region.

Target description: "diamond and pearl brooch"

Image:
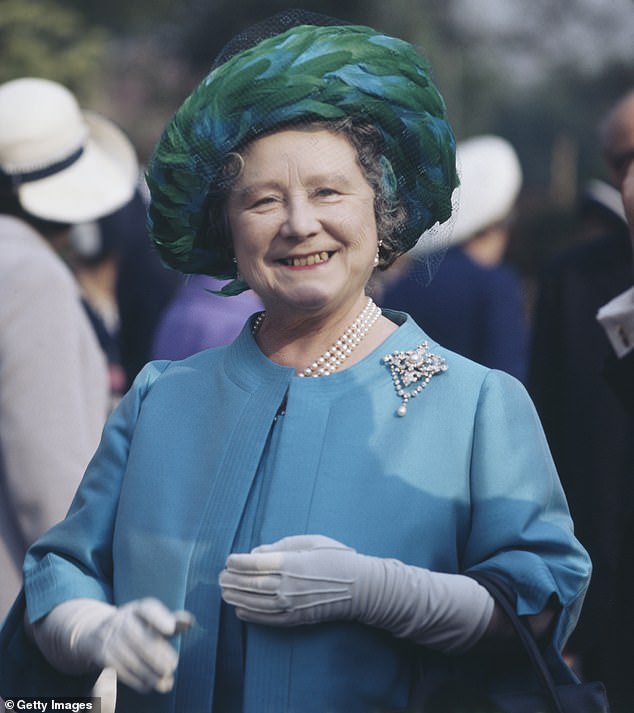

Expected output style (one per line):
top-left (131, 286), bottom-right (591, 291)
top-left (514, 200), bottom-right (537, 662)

top-left (382, 342), bottom-right (447, 416)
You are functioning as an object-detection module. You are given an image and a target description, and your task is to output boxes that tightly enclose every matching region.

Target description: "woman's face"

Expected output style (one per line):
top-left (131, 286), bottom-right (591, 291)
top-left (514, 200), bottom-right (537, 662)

top-left (226, 127), bottom-right (378, 319)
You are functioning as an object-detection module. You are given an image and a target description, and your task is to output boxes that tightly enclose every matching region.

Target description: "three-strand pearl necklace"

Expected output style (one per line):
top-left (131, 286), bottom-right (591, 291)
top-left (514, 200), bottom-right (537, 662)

top-left (251, 297), bottom-right (382, 377)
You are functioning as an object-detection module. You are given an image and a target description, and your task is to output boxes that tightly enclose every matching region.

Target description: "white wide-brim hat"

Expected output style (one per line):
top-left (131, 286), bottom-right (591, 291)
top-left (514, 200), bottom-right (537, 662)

top-left (0, 77), bottom-right (138, 223)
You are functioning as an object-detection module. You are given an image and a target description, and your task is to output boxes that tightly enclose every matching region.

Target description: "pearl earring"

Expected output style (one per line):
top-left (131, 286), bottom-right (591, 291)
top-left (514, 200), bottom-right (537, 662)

top-left (232, 256), bottom-right (241, 281)
top-left (374, 240), bottom-right (383, 267)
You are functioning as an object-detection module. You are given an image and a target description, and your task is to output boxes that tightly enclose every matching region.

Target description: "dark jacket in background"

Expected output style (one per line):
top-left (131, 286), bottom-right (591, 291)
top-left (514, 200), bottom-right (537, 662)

top-left (529, 219), bottom-right (634, 708)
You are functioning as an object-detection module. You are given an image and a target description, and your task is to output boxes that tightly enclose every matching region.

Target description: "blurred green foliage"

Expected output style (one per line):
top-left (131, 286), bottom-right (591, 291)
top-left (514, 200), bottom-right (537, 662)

top-left (55, 0), bottom-right (176, 32)
top-left (0, 0), bottom-right (108, 102)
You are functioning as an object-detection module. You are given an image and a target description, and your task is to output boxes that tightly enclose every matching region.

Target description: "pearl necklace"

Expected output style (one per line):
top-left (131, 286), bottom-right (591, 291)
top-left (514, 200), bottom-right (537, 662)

top-left (251, 297), bottom-right (382, 377)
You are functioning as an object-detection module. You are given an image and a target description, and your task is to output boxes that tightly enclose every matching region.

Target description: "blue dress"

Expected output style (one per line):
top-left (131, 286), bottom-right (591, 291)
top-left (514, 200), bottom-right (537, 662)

top-left (0, 311), bottom-right (590, 712)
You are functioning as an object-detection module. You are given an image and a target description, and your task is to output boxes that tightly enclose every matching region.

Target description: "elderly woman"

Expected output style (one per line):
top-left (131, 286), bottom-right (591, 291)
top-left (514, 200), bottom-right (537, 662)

top-left (0, 11), bottom-right (590, 713)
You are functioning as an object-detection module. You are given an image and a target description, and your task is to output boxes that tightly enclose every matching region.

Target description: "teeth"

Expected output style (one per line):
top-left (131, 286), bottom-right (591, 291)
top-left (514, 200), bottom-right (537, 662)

top-left (287, 251), bottom-right (330, 267)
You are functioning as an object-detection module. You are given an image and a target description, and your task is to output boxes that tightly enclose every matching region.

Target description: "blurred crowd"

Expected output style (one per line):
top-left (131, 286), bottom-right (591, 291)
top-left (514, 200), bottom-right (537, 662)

top-left (0, 72), bottom-right (633, 709)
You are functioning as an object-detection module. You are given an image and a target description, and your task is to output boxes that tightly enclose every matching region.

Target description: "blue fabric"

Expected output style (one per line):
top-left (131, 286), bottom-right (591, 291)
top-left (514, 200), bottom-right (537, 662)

top-left (382, 248), bottom-right (529, 383)
top-left (213, 412), bottom-right (282, 711)
top-left (0, 312), bottom-right (590, 712)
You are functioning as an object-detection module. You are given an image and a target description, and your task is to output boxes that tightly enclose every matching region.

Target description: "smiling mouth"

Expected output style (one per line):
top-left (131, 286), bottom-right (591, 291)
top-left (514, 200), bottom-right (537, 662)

top-left (279, 251), bottom-right (333, 267)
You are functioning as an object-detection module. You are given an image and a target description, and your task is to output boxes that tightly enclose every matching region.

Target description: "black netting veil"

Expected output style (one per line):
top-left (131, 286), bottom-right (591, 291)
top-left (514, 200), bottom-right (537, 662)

top-left (210, 9), bottom-right (352, 70)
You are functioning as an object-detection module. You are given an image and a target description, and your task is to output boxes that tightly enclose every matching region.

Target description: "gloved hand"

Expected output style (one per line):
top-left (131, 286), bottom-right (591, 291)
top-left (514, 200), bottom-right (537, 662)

top-left (32, 597), bottom-right (193, 693)
top-left (220, 535), bottom-right (358, 625)
top-left (219, 534), bottom-right (494, 652)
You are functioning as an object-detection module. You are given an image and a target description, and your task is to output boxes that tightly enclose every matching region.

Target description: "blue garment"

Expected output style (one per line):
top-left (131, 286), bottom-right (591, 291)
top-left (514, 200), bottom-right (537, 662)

top-left (0, 312), bottom-right (590, 712)
top-left (382, 248), bottom-right (529, 383)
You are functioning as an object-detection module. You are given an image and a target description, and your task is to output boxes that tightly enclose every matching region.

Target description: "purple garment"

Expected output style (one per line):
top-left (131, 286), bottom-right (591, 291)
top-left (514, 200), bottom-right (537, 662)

top-left (151, 275), bottom-right (263, 360)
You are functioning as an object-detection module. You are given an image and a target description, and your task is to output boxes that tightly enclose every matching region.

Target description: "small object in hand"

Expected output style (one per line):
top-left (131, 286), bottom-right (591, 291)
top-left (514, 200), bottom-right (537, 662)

top-left (173, 610), bottom-right (194, 634)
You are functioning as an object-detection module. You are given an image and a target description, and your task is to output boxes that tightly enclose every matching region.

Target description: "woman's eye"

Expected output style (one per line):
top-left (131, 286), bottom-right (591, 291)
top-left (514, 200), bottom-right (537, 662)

top-left (252, 196), bottom-right (278, 208)
top-left (315, 187), bottom-right (339, 198)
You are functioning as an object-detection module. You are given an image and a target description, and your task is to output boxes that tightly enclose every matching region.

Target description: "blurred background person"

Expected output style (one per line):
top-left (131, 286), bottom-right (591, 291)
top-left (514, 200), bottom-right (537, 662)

top-left (69, 217), bottom-right (127, 408)
top-left (575, 178), bottom-right (628, 245)
top-left (67, 184), bottom-right (181, 404)
top-left (0, 77), bottom-right (138, 622)
top-left (597, 161), bottom-right (634, 416)
top-left (113, 186), bottom-right (181, 388)
top-left (380, 134), bottom-right (528, 382)
top-left (597, 154), bottom-right (634, 713)
top-left (151, 275), bottom-right (263, 361)
top-left (528, 88), bottom-right (634, 707)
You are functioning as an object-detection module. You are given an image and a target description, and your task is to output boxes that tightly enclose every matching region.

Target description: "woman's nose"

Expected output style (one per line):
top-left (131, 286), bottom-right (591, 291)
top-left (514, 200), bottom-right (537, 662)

top-left (279, 195), bottom-right (320, 239)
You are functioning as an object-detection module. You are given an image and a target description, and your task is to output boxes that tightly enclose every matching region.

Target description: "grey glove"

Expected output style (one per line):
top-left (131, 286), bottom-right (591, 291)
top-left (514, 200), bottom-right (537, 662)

top-left (219, 534), bottom-right (494, 652)
top-left (32, 597), bottom-right (193, 693)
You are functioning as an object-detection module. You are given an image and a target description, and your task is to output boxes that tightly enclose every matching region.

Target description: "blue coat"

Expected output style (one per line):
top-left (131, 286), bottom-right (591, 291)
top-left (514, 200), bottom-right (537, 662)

top-left (1, 312), bottom-right (591, 712)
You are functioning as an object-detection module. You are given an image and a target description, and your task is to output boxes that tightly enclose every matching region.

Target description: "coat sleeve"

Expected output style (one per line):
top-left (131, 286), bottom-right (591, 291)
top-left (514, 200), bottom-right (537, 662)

top-left (461, 369), bottom-right (591, 651)
top-left (22, 360), bottom-right (170, 624)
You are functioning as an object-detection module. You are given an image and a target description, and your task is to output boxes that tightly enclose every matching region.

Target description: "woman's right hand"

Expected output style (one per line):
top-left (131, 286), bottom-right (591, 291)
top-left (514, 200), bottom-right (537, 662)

top-left (31, 597), bottom-right (193, 693)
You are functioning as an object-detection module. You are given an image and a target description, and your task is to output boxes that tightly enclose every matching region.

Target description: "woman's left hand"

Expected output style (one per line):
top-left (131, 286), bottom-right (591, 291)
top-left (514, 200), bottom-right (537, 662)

top-left (218, 535), bottom-right (361, 625)
top-left (219, 534), bottom-right (495, 653)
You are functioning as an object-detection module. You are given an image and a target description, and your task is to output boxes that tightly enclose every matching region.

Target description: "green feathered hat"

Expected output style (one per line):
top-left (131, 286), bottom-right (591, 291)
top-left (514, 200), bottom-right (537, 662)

top-left (146, 11), bottom-right (458, 288)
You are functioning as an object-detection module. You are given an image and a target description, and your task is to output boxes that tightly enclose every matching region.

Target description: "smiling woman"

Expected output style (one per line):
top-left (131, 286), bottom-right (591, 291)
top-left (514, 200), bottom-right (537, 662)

top-left (0, 9), bottom-right (592, 713)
